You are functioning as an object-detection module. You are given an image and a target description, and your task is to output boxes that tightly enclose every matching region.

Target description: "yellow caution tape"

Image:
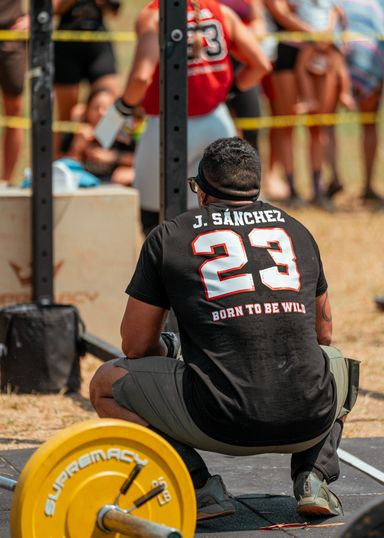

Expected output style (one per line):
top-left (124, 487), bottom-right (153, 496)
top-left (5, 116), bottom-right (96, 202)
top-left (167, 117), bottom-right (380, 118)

top-left (0, 112), bottom-right (378, 132)
top-left (0, 28), bottom-right (382, 43)
top-left (234, 111), bottom-right (378, 130)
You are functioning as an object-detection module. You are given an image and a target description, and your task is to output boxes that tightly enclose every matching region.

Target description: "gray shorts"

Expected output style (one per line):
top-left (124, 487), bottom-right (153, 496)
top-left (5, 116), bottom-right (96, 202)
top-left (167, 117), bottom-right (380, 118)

top-left (112, 345), bottom-right (352, 456)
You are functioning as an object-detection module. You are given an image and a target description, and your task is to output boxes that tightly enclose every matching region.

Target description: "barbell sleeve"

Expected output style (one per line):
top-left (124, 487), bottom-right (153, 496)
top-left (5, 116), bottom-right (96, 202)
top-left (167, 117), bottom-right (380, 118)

top-left (0, 476), bottom-right (17, 491)
top-left (97, 505), bottom-right (182, 538)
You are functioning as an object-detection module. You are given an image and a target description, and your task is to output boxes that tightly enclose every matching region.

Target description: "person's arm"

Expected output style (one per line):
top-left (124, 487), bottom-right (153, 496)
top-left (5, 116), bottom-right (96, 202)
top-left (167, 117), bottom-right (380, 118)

top-left (10, 14), bottom-right (30, 30)
top-left (248, 0), bottom-right (267, 36)
top-left (264, 0), bottom-right (313, 32)
top-left (315, 291), bottom-right (332, 345)
top-left (221, 5), bottom-right (272, 90)
top-left (120, 7), bottom-right (160, 107)
top-left (52, 0), bottom-right (76, 15)
top-left (120, 296), bottom-right (168, 358)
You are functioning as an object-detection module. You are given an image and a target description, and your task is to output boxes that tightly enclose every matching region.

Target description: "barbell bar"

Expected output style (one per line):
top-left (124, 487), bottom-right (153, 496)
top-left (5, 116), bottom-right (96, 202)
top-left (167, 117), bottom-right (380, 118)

top-left (0, 419), bottom-right (196, 537)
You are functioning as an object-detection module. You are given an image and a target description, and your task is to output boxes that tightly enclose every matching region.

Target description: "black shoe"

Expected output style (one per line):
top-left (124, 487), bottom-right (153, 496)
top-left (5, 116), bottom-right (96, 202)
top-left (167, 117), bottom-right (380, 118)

top-left (311, 193), bottom-right (335, 212)
top-left (293, 471), bottom-right (343, 517)
top-left (361, 189), bottom-right (383, 202)
top-left (327, 180), bottom-right (343, 199)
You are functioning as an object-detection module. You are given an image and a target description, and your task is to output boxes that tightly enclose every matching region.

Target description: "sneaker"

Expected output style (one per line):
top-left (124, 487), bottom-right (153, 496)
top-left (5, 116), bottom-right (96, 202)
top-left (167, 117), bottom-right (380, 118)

top-left (294, 471), bottom-right (343, 517)
top-left (196, 475), bottom-right (236, 521)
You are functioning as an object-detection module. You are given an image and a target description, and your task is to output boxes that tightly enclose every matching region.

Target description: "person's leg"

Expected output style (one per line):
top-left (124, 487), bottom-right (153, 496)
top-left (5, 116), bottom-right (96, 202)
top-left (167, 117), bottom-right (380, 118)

top-left (271, 70), bottom-right (302, 205)
top-left (309, 69), bottom-right (340, 209)
top-left (291, 347), bottom-right (351, 516)
top-left (325, 125), bottom-right (344, 198)
top-left (358, 85), bottom-right (382, 200)
top-left (2, 93), bottom-right (23, 182)
top-left (330, 49), bottom-right (355, 111)
top-left (90, 357), bottom-right (234, 520)
top-left (295, 46), bottom-right (319, 113)
top-left (90, 361), bottom-right (149, 425)
top-left (291, 418), bottom-right (344, 485)
top-left (91, 73), bottom-right (119, 96)
top-left (89, 360), bottom-right (212, 484)
top-left (54, 84), bottom-right (80, 158)
top-left (0, 41), bottom-right (26, 183)
top-left (228, 84), bottom-right (261, 149)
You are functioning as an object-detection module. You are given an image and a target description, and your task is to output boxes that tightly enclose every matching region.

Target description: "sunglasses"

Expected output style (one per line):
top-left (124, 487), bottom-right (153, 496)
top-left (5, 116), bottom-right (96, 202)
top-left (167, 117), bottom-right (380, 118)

top-left (188, 177), bottom-right (199, 194)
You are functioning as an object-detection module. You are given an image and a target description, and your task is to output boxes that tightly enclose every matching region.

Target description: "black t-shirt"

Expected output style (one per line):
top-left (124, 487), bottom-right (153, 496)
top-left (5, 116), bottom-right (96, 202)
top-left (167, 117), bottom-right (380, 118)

top-left (127, 201), bottom-right (337, 446)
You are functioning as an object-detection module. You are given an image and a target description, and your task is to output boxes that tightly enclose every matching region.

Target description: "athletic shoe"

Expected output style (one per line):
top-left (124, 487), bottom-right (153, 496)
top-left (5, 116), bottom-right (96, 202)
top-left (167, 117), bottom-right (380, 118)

top-left (196, 475), bottom-right (236, 521)
top-left (293, 471), bottom-right (343, 517)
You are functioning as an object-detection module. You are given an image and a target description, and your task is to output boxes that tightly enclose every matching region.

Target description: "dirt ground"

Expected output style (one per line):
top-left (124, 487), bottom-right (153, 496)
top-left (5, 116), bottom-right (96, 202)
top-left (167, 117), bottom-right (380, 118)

top-left (1, 191), bottom-right (383, 451)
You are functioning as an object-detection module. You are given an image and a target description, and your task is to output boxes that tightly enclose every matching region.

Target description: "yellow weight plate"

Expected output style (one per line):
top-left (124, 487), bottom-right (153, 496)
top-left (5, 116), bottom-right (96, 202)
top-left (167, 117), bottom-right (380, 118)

top-left (10, 419), bottom-right (196, 538)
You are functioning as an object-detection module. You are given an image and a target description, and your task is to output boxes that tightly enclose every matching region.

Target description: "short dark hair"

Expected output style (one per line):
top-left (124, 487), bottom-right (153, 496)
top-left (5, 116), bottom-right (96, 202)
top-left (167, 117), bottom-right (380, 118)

top-left (200, 137), bottom-right (261, 200)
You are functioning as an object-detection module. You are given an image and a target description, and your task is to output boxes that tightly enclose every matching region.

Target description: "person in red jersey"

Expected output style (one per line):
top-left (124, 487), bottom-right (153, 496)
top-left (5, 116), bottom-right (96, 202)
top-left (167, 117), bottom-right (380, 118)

top-left (97, 0), bottom-right (271, 234)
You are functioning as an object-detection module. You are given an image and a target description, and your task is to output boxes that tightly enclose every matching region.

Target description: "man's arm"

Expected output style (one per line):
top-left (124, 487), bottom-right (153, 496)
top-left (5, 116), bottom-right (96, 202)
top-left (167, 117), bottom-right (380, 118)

top-left (315, 291), bottom-right (332, 345)
top-left (221, 5), bottom-right (272, 91)
top-left (120, 296), bottom-right (168, 358)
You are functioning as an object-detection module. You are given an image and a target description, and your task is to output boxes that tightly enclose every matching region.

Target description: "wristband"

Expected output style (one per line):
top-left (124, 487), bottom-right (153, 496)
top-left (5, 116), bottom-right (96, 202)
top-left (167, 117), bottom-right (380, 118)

top-left (115, 97), bottom-right (135, 117)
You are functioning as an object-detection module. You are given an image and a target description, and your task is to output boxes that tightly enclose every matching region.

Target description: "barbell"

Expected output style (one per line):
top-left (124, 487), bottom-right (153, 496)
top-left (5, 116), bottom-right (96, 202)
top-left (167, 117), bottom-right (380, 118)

top-left (0, 419), bottom-right (196, 537)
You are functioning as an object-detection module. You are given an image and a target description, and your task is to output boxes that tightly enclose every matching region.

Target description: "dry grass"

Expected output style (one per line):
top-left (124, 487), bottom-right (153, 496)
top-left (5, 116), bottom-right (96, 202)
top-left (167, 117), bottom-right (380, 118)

top-left (1, 196), bottom-right (383, 450)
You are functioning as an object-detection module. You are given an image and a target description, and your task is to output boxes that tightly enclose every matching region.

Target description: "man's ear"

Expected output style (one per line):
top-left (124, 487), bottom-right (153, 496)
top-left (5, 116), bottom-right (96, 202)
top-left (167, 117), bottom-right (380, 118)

top-left (199, 191), bottom-right (209, 206)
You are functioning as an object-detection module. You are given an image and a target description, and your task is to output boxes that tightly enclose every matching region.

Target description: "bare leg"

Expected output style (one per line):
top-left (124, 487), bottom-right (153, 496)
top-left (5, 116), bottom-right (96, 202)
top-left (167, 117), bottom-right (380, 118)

top-left (89, 362), bottom-right (149, 426)
top-left (295, 46), bottom-right (320, 113)
top-left (2, 93), bottom-right (23, 183)
top-left (271, 71), bottom-right (302, 204)
top-left (262, 95), bottom-right (289, 200)
top-left (91, 73), bottom-right (119, 97)
top-left (325, 126), bottom-right (343, 197)
top-left (310, 69), bottom-right (339, 208)
top-left (89, 361), bottom-right (212, 491)
top-left (358, 86), bottom-right (382, 198)
top-left (54, 83), bottom-right (80, 158)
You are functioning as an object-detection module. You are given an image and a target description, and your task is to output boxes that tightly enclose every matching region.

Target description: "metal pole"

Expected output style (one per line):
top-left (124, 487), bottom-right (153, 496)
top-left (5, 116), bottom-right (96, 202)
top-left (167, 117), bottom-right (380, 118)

top-left (159, 0), bottom-right (188, 222)
top-left (0, 476), bottom-right (17, 492)
top-left (30, 0), bottom-right (54, 304)
top-left (98, 506), bottom-right (182, 537)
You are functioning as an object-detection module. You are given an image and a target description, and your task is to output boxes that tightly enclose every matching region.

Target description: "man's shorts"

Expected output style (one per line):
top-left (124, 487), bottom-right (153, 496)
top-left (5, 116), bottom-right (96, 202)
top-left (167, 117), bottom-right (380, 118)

top-left (112, 346), bottom-right (354, 456)
top-left (0, 41), bottom-right (26, 96)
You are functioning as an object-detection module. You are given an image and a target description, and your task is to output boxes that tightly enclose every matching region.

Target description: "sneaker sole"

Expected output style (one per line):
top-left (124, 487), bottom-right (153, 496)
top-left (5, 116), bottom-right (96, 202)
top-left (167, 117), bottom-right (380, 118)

top-left (297, 499), bottom-right (341, 517)
top-left (197, 506), bottom-right (236, 521)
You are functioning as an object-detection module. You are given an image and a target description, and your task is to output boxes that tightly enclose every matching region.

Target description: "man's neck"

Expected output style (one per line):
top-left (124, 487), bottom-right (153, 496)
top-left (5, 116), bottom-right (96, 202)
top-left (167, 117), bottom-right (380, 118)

top-left (205, 196), bottom-right (255, 206)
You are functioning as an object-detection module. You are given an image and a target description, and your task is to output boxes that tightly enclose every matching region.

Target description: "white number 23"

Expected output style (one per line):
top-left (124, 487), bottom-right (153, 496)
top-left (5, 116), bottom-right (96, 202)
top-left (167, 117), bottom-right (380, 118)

top-left (192, 228), bottom-right (301, 300)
